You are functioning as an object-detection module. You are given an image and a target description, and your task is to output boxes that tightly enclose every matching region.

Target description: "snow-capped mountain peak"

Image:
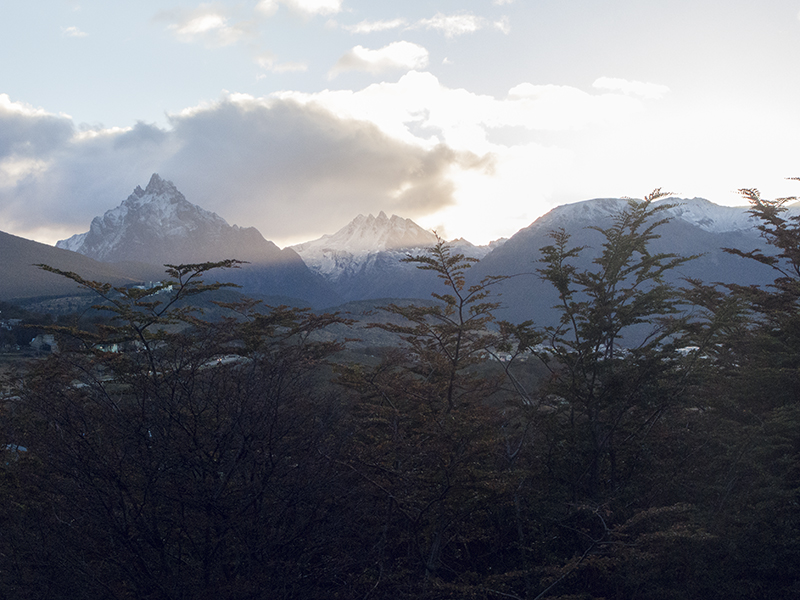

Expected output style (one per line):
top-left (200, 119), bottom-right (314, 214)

top-left (54, 174), bottom-right (341, 306)
top-left (537, 196), bottom-right (767, 235)
top-left (659, 197), bottom-right (760, 233)
top-left (120, 173), bottom-right (194, 213)
top-left (56, 174), bottom-right (277, 265)
top-left (289, 212), bottom-right (503, 300)
top-left (57, 174), bottom-right (231, 260)
top-left (290, 213), bottom-right (440, 292)
top-left (294, 212), bottom-right (438, 256)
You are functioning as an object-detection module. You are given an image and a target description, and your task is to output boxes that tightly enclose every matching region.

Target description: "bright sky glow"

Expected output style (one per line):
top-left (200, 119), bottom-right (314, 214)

top-left (1, 0), bottom-right (800, 247)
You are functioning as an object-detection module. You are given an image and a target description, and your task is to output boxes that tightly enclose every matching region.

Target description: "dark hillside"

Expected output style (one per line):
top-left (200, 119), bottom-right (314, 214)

top-left (0, 230), bottom-right (160, 301)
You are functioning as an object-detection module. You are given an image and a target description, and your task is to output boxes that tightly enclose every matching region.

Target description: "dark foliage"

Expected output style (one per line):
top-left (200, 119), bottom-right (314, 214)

top-left (2, 189), bottom-right (800, 599)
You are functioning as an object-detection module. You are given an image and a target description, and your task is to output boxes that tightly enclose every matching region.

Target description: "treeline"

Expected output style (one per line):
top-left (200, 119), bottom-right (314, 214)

top-left (1, 191), bottom-right (799, 599)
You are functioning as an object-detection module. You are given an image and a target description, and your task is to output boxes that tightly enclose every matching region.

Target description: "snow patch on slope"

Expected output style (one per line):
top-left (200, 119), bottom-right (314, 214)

top-left (659, 198), bottom-right (760, 233)
top-left (293, 212), bottom-right (437, 255)
top-left (291, 212), bottom-right (437, 281)
top-left (291, 211), bottom-right (505, 284)
top-left (541, 196), bottom-right (778, 235)
top-left (57, 174), bottom-right (232, 261)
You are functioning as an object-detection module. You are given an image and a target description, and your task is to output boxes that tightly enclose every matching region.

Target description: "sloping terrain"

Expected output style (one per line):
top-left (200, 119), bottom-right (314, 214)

top-left (0, 230), bottom-right (160, 301)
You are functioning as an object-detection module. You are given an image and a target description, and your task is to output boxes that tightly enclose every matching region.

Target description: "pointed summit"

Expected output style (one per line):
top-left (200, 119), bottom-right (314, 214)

top-left (293, 212), bottom-right (438, 257)
top-left (142, 173), bottom-right (181, 198)
top-left (55, 174), bottom-right (341, 306)
top-left (118, 173), bottom-right (186, 212)
top-left (56, 174), bottom-right (274, 265)
top-left (289, 213), bottom-right (441, 300)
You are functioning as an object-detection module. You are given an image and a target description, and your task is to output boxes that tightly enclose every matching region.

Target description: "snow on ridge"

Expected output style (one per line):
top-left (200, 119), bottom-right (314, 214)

top-left (293, 211), bottom-right (438, 256)
top-left (116, 173), bottom-right (230, 232)
top-left (57, 231), bottom-right (87, 253)
top-left (540, 196), bottom-right (771, 235)
top-left (292, 212), bottom-right (508, 282)
top-left (657, 198), bottom-right (758, 233)
top-left (291, 212), bottom-right (435, 281)
top-left (55, 174), bottom-right (233, 261)
top-left (64, 174), bottom-right (230, 242)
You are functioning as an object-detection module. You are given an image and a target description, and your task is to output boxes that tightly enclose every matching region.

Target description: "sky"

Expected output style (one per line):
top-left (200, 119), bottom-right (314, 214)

top-left (2, 0), bottom-right (800, 248)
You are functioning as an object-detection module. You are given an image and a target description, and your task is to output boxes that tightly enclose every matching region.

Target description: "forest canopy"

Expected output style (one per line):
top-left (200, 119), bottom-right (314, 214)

top-left (1, 191), bottom-right (800, 599)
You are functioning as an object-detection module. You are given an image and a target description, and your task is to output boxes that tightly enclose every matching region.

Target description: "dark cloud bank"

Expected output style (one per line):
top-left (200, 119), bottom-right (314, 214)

top-left (0, 96), bottom-right (487, 244)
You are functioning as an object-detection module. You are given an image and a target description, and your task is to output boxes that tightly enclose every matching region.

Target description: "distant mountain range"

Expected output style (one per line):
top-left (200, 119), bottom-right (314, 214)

top-left (0, 174), bottom-right (789, 332)
top-left (472, 196), bottom-right (786, 326)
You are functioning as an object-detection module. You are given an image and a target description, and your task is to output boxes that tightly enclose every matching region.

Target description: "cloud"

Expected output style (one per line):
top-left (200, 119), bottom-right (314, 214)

top-left (592, 77), bottom-right (670, 100)
top-left (416, 13), bottom-right (481, 37)
top-left (0, 92), bottom-right (483, 246)
top-left (0, 112), bottom-right (172, 239)
top-left (0, 97), bottom-right (66, 204)
top-left (270, 73), bottom-right (665, 243)
top-left (159, 0), bottom-right (343, 48)
top-left (160, 97), bottom-right (481, 242)
top-left (256, 0), bottom-right (342, 17)
top-left (333, 12), bottom-right (510, 38)
top-left (493, 17), bottom-right (511, 35)
top-left (279, 72), bottom-right (647, 156)
top-left (256, 53), bottom-right (308, 73)
top-left (0, 95), bottom-right (74, 161)
top-left (329, 42), bottom-right (429, 78)
top-left (0, 73), bottom-right (673, 248)
top-left (61, 26), bottom-right (87, 38)
top-left (413, 12), bottom-right (509, 38)
top-left (158, 5), bottom-right (252, 47)
top-left (341, 18), bottom-right (408, 34)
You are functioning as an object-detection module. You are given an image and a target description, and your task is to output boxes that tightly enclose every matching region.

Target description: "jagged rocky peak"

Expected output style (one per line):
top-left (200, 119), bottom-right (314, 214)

top-left (294, 211), bottom-right (439, 255)
top-left (342, 211), bottom-right (438, 252)
top-left (447, 236), bottom-right (507, 259)
top-left (115, 173), bottom-right (216, 225)
top-left (55, 174), bottom-right (278, 265)
top-left (143, 172), bottom-right (174, 195)
top-left (124, 173), bottom-right (181, 205)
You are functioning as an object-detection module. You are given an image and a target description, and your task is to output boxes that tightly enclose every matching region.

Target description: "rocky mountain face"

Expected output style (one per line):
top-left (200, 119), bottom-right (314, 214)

top-left (293, 212), bottom-right (438, 258)
top-left (291, 212), bottom-right (502, 301)
top-left (57, 174), bottom-right (340, 307)
top-left (58, 174), bottom-right (281, 265)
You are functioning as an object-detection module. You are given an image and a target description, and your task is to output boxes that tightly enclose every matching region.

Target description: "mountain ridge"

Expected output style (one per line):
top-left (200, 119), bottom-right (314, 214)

top-left (57, 174), bottom-right (283, 265)
top-left (470, 195), bottom-right (795, 328)
top-left (20, 181), bottom-right (795, 317)
top-left (533, 196), bottom-right (760, 235)
top-left (55, 174), bottom-right (341, 307)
